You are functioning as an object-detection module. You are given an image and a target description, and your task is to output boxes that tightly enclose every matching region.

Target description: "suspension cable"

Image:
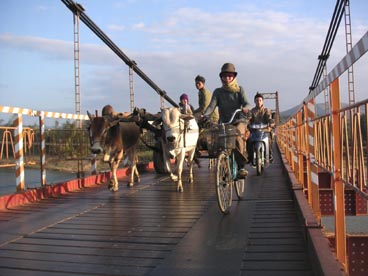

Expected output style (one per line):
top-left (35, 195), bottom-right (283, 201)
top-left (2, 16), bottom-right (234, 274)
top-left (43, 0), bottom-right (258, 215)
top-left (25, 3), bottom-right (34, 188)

top-left (308, 0), bottom-right (345, 93)
top-left (61, 0), bottom-right (179, 107)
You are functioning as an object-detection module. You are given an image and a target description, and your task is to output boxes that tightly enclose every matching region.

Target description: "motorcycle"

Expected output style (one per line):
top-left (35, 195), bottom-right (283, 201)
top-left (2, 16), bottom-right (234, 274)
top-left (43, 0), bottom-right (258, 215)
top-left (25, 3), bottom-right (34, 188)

top-left (247, 123), bottom-right (272, 175)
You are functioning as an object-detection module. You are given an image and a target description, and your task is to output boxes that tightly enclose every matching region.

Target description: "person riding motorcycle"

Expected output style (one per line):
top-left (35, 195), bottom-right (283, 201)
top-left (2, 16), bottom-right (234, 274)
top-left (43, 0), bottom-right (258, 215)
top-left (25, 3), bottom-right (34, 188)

top-left (247, 92), bottom-right (275, 162)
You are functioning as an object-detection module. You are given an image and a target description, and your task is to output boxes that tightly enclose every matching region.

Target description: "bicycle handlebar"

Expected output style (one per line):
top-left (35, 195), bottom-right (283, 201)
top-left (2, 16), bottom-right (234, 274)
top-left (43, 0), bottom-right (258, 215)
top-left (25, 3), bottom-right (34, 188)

top-left (221, 109), bottom-right (244, 125)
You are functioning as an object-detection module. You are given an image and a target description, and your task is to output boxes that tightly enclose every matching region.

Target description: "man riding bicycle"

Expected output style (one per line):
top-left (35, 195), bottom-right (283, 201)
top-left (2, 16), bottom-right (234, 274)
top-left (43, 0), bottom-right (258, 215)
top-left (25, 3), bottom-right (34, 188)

top-left (202, 63), bottom-right (251, 178)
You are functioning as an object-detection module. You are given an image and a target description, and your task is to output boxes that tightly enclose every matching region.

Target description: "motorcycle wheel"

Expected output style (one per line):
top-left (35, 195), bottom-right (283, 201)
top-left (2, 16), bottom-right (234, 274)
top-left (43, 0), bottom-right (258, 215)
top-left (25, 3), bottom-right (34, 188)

top-left (256, 146), bottom-right (263, 176)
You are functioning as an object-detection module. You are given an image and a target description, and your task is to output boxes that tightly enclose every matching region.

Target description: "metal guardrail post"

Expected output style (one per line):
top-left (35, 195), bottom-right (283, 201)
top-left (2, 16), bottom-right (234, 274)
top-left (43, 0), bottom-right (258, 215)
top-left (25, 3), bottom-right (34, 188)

top-left (305, 100), bottom-right (321, 223)
top-left (296, 112), bottom-right (304, 184)
top-left (330, 78), bottom-right (347, 270)
top-left (91, 153), bottom-right (97, 175)
top-left (14, 114), bottom-right (25, 191)
top-left (290, 116), bottom-right (296, 172)
top-left (39, 112), bottom-right (46, 186)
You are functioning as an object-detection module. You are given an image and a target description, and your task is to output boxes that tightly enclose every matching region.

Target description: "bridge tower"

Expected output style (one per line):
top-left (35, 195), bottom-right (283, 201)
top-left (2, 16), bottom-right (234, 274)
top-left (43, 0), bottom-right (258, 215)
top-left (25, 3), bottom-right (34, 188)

top-left (71, 2), bottom-right (85, 177)
top-left (129, 61), bottom-right (137, 112)
top-left (71, 3), bottom-right (84, 128)
top-left (344, 0), bottom-right (355, 106)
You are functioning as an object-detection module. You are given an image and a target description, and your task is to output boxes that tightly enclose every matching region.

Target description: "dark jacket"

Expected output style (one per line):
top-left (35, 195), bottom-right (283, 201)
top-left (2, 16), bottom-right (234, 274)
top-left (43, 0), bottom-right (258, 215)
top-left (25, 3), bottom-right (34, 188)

top-left (249, 105), bottom-right (274, 125)
top-left (204, 86), bottom-right (251, 123)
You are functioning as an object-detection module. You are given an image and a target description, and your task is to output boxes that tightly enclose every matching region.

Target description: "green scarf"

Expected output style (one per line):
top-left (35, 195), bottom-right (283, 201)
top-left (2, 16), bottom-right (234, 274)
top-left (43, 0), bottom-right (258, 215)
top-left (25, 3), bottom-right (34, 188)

top-left (221, 78), bottom-right (240, 93)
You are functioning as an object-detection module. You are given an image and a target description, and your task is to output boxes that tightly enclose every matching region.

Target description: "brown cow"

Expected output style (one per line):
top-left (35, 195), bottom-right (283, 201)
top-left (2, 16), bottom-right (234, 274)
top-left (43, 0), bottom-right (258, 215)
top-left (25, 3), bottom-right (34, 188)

top-left (87, 105), bottom-right (141, 191)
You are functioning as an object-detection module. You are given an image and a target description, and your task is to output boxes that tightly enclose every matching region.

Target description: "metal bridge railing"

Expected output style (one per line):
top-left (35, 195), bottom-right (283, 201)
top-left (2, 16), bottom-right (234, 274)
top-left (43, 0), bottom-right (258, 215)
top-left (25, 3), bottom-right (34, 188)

top-left (0, 106), bottom-right (154, 193)
top-left (276, 31), bottom-right (368, 274)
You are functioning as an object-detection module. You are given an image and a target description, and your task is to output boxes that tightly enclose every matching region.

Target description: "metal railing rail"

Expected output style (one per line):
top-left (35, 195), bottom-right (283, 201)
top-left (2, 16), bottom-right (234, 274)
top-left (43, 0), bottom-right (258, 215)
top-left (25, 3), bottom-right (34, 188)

top-left (276, 31), bottom-right (368, 272)
top-left (0, 105), bottom-right (155, 193)
top-left (0, 105), bottom-right (90, 191)
top-left (0, 126), bottom-right (34, 163)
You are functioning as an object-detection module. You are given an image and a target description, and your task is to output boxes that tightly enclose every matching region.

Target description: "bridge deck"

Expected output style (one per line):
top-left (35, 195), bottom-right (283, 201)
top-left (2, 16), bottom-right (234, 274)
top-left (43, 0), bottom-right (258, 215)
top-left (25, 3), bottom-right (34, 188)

top-left (0, 148), bottom-right (338, 276)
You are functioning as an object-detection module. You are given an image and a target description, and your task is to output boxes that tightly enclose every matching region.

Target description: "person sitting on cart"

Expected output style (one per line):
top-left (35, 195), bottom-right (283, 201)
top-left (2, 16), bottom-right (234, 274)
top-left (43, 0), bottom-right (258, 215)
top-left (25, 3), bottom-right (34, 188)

top-left (179, 93), bottom-right (194, 115)
top-left (201, 62), bottom-right (251, 178)
top-left (179, 93), bottom-right (201, 167)
top-left (247, 92), bottom-right (275, 162)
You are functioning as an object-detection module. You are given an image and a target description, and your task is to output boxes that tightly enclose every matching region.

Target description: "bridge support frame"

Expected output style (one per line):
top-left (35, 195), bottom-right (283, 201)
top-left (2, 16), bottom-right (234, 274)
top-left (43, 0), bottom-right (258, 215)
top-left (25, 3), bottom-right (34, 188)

top-left (330, 78), bottom-right (347, 271)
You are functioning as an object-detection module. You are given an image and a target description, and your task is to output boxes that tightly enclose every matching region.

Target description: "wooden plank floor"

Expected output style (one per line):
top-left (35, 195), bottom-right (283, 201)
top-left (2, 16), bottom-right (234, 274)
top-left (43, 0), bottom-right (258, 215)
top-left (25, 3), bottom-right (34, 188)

top-left (0, 148), bottom-right (318, 276)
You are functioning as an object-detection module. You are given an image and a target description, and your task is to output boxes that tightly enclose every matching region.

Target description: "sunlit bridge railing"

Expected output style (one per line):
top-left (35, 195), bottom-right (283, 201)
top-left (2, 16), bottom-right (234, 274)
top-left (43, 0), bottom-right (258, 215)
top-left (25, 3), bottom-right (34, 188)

top-left (276, 31), bottom-right (368, 274)
top-left (309, 101), bottom-right (368, 194)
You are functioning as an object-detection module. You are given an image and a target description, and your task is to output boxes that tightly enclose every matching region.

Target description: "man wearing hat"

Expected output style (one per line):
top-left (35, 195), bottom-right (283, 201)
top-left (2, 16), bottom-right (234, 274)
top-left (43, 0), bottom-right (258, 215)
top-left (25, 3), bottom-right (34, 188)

top-left (203, 63), bottom-right (251, 178)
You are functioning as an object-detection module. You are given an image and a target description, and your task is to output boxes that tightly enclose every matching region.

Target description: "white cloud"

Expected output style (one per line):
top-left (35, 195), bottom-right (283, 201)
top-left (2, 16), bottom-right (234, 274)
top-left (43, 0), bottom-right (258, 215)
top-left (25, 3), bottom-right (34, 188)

top-left (0, 33), bottom-right (72, 59)
top-left (132, 22), bottom-right (145, 30)
top-left (0, 34), bottom-right (122, 66)
top-left (108, 24), bottom-right (125, 31)
top-left (35, 5), bottom-right (48, 12)
top-left (1, 2), bottom-right (367, 114)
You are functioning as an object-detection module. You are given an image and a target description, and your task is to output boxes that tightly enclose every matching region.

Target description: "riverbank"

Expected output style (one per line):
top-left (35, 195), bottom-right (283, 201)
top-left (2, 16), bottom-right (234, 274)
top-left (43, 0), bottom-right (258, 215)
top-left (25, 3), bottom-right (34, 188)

top-left (1, 158), bottom-right (110, 174)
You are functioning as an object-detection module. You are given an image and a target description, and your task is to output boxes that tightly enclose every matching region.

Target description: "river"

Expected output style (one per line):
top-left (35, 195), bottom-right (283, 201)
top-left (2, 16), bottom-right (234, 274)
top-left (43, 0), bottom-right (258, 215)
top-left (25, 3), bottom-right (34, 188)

top-left (0, 167), bottom-right (80, 196)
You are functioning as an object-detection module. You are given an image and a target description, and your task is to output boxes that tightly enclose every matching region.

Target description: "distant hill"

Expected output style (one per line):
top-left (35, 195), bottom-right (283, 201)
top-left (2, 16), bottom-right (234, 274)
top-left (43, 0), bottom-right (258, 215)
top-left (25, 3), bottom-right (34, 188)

top-left (279, 102), bottom-right (349, 122)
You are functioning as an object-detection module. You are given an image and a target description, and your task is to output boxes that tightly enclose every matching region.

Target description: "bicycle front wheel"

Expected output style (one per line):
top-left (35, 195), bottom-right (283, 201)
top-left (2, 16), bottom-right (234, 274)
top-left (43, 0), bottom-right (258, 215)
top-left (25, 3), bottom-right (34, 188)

top-left (216, 151), bottom-right (232, 214)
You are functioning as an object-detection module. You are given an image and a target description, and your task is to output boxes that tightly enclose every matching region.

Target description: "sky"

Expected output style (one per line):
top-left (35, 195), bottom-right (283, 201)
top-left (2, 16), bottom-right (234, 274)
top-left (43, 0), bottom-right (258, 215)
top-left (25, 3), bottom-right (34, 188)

top-left (0, 0), bottom-right (367, 124)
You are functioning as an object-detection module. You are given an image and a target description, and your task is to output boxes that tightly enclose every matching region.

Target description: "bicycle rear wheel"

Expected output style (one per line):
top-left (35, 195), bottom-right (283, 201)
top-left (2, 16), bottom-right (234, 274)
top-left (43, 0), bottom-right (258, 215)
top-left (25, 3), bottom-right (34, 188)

top-left (216, 151), bottom-right (232, 214)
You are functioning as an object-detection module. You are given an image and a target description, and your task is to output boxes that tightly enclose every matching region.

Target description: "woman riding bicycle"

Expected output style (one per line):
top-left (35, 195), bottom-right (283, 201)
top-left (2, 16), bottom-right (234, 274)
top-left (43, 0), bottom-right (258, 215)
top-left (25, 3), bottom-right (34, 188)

top-left (202, 63), bottom-right (251, 178)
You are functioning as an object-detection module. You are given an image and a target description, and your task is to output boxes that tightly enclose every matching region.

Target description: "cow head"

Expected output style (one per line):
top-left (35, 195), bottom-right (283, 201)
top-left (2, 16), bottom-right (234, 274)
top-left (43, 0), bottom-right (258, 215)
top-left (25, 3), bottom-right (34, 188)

top-left (161, 107), bottom-right (186, 150)
top-left (132, 107), bottom-right (146, 125)
top-left (87, 111), bottom-right (120, 159)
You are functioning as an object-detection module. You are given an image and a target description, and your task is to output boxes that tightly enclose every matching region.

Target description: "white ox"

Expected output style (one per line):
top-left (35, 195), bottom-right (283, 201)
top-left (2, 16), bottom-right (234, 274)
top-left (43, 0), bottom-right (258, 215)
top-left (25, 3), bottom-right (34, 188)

top-left (160, 107), bottom-right (199, 192)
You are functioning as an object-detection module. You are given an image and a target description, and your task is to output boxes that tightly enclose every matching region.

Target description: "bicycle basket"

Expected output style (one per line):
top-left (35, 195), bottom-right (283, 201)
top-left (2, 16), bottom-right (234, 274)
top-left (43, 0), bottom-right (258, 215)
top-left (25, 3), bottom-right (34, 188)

top-left (206, 125), bottom-right (238, 158)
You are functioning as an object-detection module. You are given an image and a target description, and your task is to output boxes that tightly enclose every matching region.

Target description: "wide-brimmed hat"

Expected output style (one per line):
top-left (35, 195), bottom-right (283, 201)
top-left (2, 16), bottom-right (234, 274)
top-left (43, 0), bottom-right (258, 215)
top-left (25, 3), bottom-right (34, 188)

top-left (219, 63), bottom-right (237, 77)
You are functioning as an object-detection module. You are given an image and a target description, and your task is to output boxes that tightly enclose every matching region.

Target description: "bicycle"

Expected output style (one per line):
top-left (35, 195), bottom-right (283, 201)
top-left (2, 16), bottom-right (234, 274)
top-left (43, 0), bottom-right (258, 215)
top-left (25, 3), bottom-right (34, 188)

top-left (204, 109), bottom-right (246, 214)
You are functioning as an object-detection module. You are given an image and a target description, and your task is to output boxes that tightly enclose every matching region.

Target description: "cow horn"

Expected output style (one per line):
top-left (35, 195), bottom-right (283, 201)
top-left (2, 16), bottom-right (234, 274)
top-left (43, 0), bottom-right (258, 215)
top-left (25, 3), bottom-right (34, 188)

top-left (87, 110), bottom-right (93, 120)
